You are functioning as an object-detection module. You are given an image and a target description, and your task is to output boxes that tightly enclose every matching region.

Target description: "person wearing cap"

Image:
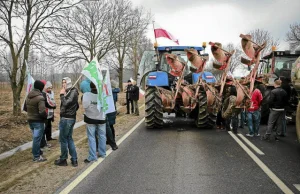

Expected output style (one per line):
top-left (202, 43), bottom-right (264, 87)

top-left (125, 80), bottom-right (134, 114)
top-left (25, 80), bottom-right (48, 162)
top-left (55, 77), bottom-right (79, 167)
top-left (111, 80), bottom-right (120, 112)
top-left (263, 80), bottom-right (288, 141)
top-left (245, 82), bottom-right (263, 137)
top-left (43, 81), bottom-right (56, 141)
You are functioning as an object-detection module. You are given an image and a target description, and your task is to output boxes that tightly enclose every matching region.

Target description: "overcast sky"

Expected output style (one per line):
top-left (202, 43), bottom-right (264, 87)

top-left (132, 0), bottom-right (300, 50)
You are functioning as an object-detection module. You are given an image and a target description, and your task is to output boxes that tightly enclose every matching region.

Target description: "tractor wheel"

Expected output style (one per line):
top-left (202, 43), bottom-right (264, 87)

top-left (145, 87), bottom-right (163, 128)
top-left (261, 88), bottom-right (272, 123)
top-left (195, 92), bottom-right (217, 129)
top-left (296, 102), bottom-right (300, 143)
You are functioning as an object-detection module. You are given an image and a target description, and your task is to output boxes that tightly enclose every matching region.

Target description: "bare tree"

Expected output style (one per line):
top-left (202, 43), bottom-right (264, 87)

top-left (224, 43), bottom-right (243, 74)
top-left (248, 29), bottom-right (280, 57)
top-left (0, 0), bottom-right (80, 115)
top-left (47, 0), bottom-right (127, 64)
top-left (126, 7), bottom-right (151, 81)
top-left (286, 23), bottom-right (300, 51)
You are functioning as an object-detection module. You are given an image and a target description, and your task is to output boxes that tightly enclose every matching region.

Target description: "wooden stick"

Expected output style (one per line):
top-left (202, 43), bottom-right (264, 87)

top-left (65, 74), bottom-right (83, 96)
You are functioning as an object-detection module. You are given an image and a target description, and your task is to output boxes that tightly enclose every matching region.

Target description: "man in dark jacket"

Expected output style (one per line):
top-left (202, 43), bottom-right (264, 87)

top-left (263, 80), bottom-right (288, 141)
top-left (131, 80), bottom-right (140, 116)
top-left (125, 80), bottom-right (134, 114)
top-left (55, 77), bottom-right (79, 167)
top-left (25, 80), bottom-right (48, 162)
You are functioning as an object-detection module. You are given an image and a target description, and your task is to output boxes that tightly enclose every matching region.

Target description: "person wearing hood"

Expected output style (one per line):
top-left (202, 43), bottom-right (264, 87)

top-left (55, 77), bottom-right (79, 167)
top-left (25, 80), bottom-right (48, 162)
top-left (43, 81), bottom-right (56, 141)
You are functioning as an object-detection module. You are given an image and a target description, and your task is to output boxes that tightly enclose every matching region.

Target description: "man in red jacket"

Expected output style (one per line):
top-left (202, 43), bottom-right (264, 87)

top-left (246, 83), bottom-right (263, 137)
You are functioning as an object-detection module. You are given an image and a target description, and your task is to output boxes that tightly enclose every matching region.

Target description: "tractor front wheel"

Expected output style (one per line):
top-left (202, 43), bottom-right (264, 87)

top-left (195, 92), bottom-right (217, 129)
top-left (145, 87), bottom-right (164, 128)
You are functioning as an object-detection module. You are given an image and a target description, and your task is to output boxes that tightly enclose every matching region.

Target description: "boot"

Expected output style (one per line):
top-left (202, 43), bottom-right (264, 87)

top-left (54, 158), bottom-right (68, 166)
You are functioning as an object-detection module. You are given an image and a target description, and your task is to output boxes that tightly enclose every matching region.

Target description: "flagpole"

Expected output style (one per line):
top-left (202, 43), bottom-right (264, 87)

top-left (65, 74), bottom-right (83, 96)
top-left (152, 21), bottom-right (160, 70)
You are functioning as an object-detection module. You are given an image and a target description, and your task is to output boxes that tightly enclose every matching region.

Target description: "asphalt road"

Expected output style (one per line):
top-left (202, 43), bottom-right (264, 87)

top-left (69, 115), bottom-right (300, 194)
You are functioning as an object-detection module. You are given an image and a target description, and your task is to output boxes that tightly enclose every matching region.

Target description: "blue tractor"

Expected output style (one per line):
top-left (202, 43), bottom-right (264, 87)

top-left (138, 45), bottom-right (219, 128)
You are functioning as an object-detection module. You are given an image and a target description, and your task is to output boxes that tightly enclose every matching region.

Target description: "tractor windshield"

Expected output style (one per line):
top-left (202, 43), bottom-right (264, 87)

top-left (274, 56), bottom-right (298, 76)
top-left (160, 51), bottom-right (192, 76)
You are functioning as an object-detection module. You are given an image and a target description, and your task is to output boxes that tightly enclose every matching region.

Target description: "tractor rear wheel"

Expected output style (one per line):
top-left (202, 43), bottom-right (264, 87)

top-left (145, 87), bottom-right (163, 128)
top-left (296, 102), bottom-right (300, 142)
top-left (195, 92), bottom-right (217, 128)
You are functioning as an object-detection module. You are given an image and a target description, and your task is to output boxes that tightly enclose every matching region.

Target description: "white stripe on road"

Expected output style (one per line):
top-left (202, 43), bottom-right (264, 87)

top-left (228, 131), bottom-right (294, 194)
top-left (293, 184), bottom-right (300, 191)
top-left (237, 134), bottom-right (265, 155)
top-left (59, 118), bottom-right (145, 194)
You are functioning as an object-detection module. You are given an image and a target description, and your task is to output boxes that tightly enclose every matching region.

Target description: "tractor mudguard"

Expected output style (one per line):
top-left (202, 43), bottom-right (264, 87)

top-left (192, 71), bottom-right (216, 84)
top-left (146, 71), bottom-right (169, 87)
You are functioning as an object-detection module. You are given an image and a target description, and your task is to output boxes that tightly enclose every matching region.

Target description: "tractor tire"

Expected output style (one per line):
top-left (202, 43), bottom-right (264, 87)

top-left (261, 88), bottom-right (272, 124)
top-left (145, 87), bottom-right (164, 128)
top-left (195, 92), bottom-right (217, 129)
top-left (296, 102), bottom-right (300, 143)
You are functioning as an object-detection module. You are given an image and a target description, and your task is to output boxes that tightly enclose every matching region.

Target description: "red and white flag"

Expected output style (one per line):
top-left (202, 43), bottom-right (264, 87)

top-left (154, 22), bottom-right (179, 45)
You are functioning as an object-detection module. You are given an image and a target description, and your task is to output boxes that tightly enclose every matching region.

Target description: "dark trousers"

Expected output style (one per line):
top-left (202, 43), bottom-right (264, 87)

top-left (45, 118), bottom-right (53, 140)
top-left (216, 110), bottom-right (225, 126)
top-left (265, 109), bottom-right (285, 137)
top-left (106, 120), bottom-right (117, 147)
top-left (126, 99), bottom-right (134, 113)
top-left (40, 126), bottom-right (47, 148)
top-left (225, 113), bottom-right (239, 134)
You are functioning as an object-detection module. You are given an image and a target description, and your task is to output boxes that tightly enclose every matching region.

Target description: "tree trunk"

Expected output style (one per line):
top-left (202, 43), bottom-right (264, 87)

top-left (12, 87), bottom-right (21, 116)
top-left (119, 68), bottom-right (123, 92)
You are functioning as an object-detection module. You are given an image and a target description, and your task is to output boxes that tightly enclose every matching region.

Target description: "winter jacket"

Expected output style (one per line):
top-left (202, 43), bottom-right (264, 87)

top-left (82, 91), bottom-right (106, 124)
top-left (112, 88), bottom-right (120, 102)
top-left (130, 85), bottom-right (139, 101)
top-left (25, 89), bottom-right (47, 123)
top-left (107, 111), bottom-right (117, 125)
top-left (269, 87), bottom-right (288, 109)
top-left (126, 85), bottom-right (133, 100)
top-left (248, 89), bottom-right (263, 112)
top-left (60, 88), bottom-right (79, 119)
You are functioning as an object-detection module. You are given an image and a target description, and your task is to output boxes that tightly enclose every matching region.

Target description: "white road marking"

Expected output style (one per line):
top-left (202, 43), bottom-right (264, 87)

top-left (228, 131), bottom-right (294, 194)
top-left (59, 118), bottom-right (145, 194)
top-left (237, 134), bottom-right (265, 155)
top-left (293, 184), bottom-right (300, 191)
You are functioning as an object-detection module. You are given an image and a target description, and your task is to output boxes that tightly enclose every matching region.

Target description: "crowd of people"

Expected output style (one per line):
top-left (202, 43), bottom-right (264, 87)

top-left (217, 77), bottom-right (289, 141)
top-left (25, 77), bottom-right (140, 165)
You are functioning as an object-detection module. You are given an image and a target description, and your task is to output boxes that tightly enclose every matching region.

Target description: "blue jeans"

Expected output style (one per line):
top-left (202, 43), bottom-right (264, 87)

top-left (247, 110), bottom-right (260, 135)
top-left (86, 124), bottom-right (106, 161)
top-left (29, 122), bottom-right (45, 158)
top-left (59, 118), bottom-right (77, 161)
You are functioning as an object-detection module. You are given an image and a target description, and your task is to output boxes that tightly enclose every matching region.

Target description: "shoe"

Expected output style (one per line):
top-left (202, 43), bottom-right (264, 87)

top-left (84, 159), bottom-right (91, 163)
top-left (71, 160), bottom-right (78, 167)
top-left (126, 112), bottom-right (130, 114)
top-left (33, 156), bottom-right (47, 162)
top-left (47, 138), bottom-right (57, 141)
top-left (47, 144), bottom-right (52, 148)
top-left (255, 133), bottom-right (261, 137)
top-left (112, 145), bottom-right (118, 151)
top-left (54, 159), bottom-right (68, 166)
top-left (245, 133), bottom-right (254, 137)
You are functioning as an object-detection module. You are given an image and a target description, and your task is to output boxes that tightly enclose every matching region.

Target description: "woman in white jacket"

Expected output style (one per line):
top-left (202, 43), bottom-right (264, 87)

top-left (82, 82), bottom-right (106, 163)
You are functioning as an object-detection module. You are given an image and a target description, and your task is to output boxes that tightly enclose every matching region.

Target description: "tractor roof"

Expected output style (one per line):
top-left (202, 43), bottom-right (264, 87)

top-left (157, 46), bottom-right (203, 52)
top-left (262, 50), bottom-right (300, 59)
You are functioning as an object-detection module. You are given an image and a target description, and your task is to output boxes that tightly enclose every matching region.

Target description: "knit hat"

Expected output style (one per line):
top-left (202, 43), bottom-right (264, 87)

top-left (45, 81), bottom-right (52, 89)
top-left (41, 80), bottom-right (47, 85)
top-left (34, 80), bottom-right (45, 92)
top-left (62, 77), bottom-right (72, 90)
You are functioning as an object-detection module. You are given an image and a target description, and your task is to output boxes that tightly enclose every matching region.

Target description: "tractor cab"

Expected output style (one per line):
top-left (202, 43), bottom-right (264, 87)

top-left (261, 50), bottom-right (300, 81)
top-left (138, 46), bottom-right (209, 89)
